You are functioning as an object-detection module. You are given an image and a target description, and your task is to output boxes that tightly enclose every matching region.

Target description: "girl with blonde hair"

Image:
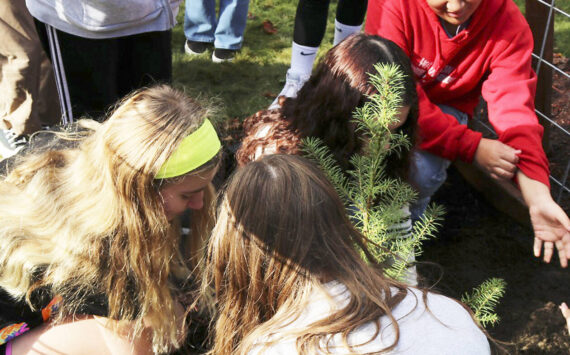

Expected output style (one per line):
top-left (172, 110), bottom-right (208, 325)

top-left (204, 154), bottom-right (490, 354)
top-left (0, 85), bottom-right (221, 354)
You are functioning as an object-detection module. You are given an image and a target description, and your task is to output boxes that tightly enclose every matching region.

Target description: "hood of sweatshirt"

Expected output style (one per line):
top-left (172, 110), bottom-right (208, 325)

top-left (417, 0), bottom-right (505, 44)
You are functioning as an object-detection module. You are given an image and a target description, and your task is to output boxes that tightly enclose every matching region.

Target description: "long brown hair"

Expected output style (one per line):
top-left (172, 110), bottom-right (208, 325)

top-left (204, 155), bottom-right (409, 354)
top-left (237, 34), bottom-right (417, 178)
top-left (0, 85), bottom-right (218, 353)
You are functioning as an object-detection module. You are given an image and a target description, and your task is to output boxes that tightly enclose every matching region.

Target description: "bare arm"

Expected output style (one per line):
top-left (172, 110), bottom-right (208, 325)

top-left (11, 316), bottom-right (153, 355)
top-left (518, 171), bottom-right (570, 267)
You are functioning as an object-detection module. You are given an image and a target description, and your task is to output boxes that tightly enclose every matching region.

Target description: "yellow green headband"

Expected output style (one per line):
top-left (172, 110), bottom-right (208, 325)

top-left (155, 119), bottom-right (221, 179)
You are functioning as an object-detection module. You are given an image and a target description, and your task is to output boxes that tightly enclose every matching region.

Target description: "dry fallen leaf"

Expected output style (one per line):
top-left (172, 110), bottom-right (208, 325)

top-left (262, 92), bottom-right (277, 99)
top-left (262, 20), bottom-right (277, 35)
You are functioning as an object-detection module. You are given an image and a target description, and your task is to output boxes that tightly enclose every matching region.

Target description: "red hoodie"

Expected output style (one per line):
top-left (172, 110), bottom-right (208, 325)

top-left (365, 0), bottom-right (550, 186)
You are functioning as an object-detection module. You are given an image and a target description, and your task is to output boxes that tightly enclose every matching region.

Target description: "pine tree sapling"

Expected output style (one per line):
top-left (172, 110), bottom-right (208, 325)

top-left (302, 63), bottom-right (443, 281)
top-left (304, 63), bottom-right (506, 327)
top-left (461, 278), bottom-right (507, 327)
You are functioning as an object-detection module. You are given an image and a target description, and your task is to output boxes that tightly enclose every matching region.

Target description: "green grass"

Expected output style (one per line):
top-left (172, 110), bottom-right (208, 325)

top-left (555, 18), bottom-right (570, 57)
top-left (172, 0), bottom-right (338, 121)
top-left (172, 0), bottom-right (570, 123)
top-left (172, 0), bottom-right (336, 119)
top-left (513, 0), bottom-right (570, 57)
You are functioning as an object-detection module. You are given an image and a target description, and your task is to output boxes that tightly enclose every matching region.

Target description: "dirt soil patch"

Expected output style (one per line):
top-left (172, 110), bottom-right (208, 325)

top-left (419, 166), bottom-right (569, 354)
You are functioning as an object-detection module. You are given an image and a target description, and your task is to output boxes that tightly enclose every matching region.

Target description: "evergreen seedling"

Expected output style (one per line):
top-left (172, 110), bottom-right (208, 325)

top-left (461, 278), bottom-right (507, 328)
top-left (302, 63), bottom-right (444, 281)
top-left (303, 63), bottom-right (506, 327)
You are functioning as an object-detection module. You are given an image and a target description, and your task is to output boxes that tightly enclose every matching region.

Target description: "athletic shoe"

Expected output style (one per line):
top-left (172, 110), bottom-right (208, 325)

top-left (0, 128), bottom-right (27, 159)
top-left (184, 40), bottom-right (209, 55)
top-left (212, 48), bottom-right (236, 63)
top-left (269, 69), bottom-right (311, 110)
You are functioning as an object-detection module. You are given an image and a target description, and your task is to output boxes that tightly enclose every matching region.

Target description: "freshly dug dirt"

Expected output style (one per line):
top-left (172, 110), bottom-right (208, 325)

top-left (419, 165), bottom-right (570, 354)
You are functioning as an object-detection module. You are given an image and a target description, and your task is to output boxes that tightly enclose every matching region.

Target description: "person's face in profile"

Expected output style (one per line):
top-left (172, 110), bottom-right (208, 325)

top-left (159, 167), bottom-right (218, 221)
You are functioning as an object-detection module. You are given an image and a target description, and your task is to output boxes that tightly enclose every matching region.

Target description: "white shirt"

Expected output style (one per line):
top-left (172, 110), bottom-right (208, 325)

top-left (250, 282), bottom-right (490, 354)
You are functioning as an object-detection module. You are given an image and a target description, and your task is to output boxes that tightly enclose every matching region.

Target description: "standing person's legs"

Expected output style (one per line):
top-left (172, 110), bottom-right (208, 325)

top-left (290, 0), bottom-right (329, 75)
top-left (0, 0), bottom-right (60, 158)
top-left (269, 0), bottom-right (329, 108)
top-left (409, 105), bottom-right (469, 222)
top-left (334, 0), bottom-right (367, 45)
top-left (0, 0), bottom-right (52, 136)
top-left (118, 30), bottom-right (172, 98)
top-left (36, 54), bottom-right (61, 126)
top-left (184, 0), bottom-right (216, 53)
top-left (214, 0), bottom-right (250, 50)
top-left (34, 21), bottom-right (120, 122)
top-left (293, 0), bottom-right (330, 48)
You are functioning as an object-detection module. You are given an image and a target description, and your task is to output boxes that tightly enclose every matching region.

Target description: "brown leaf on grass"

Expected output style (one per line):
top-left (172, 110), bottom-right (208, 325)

top-left (247, 12), bottom-right (257, 20)
top-left (262, 20), bottom-right (277, 35)
top-left (262, 92), bottom-right (277, 99)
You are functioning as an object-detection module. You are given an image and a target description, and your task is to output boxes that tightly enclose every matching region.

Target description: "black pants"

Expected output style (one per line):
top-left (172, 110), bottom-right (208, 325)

top-left (294, 0), bottom-right (368, 47)
top-left (35, 21), bottom-right (172, 122)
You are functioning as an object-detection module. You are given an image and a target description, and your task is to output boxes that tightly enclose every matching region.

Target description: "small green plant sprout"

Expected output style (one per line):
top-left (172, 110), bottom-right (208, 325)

top-left (302, 62), bottom-right (444, 282)
top-left (461, 278), bottom-right (507, 328)
top-left (302, 62), bottom-right (506, 328)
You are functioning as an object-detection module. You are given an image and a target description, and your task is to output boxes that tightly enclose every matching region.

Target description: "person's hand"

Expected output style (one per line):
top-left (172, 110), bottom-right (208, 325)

top-left (519, 172), bottom-right (570, 268)
top-left (530, 200), bottom-right (570, 268)
top-left (474, 138), bottom-right (521, 180)
top-left (560, 302), bottom-right (570, 335)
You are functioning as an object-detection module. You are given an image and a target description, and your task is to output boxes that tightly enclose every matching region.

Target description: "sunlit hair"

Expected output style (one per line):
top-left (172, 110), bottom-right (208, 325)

top-left (204, 154), bottom-right (411, 354)
top-left (0, 85), bottom-right (218, 353)
top-left (236, 34), bottom-right (418, 178)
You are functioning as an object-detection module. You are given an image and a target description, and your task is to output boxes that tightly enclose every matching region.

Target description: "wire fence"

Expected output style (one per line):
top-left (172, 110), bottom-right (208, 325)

top-left (471, 0), bottom-right (569, 211)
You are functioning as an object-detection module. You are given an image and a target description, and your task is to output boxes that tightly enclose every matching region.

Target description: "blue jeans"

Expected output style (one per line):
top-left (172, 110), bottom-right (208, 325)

top-left (409, 105), bottom-right (469, 222)
top-left (184, 0), bottom-right (250, 50)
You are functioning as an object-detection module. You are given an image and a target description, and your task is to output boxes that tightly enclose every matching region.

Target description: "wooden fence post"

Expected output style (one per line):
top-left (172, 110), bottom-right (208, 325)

top-left (525, 0), bottom-right (554, 151)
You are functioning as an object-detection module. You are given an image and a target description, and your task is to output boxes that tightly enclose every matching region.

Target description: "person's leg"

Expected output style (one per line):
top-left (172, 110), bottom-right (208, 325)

top-left (0, 0), bottom-right (43, 136)
top-left (290, 0), bottom-right (330, 76)
top-left (269, 0), bottom-right (330, 108)
top-left (333, 0), bottom-right (367, 45)
top-left (214, 0), bottom-right (250, 50)
top-left (409, 105), bottom-right (469, 222)
top-left (118, 30), bottom-right (172, 98)
top-left (0, 0), bottom-right (62, 158)
top-left (409, 149), bottom-right (451, 222)
top-left (37, 53), bottom-right (61, 127)
top-left (36, 21), bottom-right (120, 121)
top-left (184, 0), bottom-right (216, 54)
top-left (211, 0), bottom-right (250, 62)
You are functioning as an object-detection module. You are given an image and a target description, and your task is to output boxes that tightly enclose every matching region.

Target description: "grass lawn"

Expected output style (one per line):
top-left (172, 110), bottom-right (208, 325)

top-left (172, 0), bottom-right (569, 126)
top-left (172, 0), bottom-right (341, 122)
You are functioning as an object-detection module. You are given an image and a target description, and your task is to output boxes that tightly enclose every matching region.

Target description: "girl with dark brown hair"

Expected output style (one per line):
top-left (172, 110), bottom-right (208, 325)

top-left (236, 33), bottom-right (417, 181)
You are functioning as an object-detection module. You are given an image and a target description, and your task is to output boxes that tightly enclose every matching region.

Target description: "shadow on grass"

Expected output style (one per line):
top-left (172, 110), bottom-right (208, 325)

top-left (172, 56), bottom-right (288, 119)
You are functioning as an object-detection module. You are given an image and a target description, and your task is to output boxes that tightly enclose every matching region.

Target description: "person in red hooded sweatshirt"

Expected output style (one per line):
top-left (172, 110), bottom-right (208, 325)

top-left (365, 0), bottom-right (570, 267)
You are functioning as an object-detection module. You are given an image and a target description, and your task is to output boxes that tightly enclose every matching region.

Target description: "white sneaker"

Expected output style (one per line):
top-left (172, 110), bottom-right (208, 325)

top-left (269, 69), bottom-right (311, 110)
top-left (0, 129), bottom-right (27, 160)
top-left (212, 48), bottom-right (236, 63)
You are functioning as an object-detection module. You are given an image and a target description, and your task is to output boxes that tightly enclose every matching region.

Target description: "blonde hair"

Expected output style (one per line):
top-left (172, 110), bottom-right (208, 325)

top-left (0, 85), bottom-right (218, 353)
top-left (204, 154), bottom-right (410, 354)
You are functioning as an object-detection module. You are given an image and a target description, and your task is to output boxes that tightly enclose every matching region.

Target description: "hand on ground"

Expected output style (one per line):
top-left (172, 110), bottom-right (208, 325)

top-left (474, 138), bottom-right (520, 180)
